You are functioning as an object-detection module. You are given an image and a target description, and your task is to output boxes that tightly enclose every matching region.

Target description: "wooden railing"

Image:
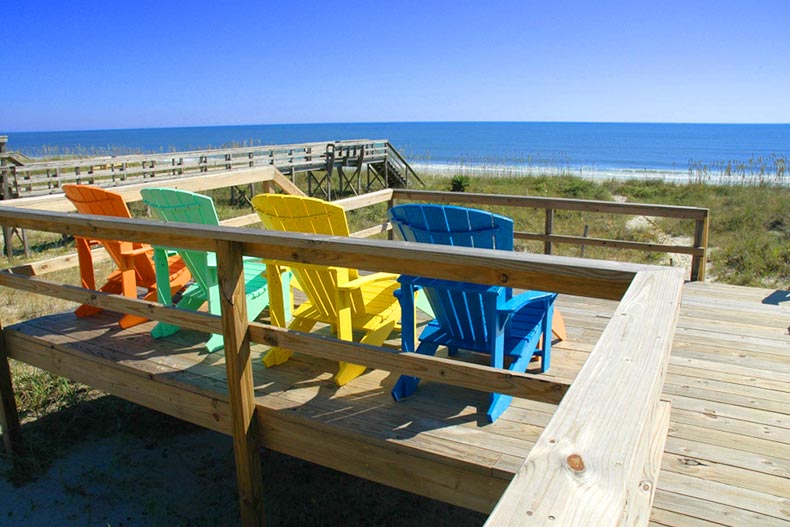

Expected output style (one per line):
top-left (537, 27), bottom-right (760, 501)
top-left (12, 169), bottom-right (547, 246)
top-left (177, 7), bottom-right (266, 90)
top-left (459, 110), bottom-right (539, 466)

top-left (385, 189), bottom-right (710, 281)
top-left (385, 141), bottom-right (424, 187)
top-left (2, 181), bottom-right (706, 282)
top-left (2, 139), bottom-right (396, 198)
top-left (0, 184), bottom-right (685, 526)
top-left (0, 175), bottom-right (692, 526)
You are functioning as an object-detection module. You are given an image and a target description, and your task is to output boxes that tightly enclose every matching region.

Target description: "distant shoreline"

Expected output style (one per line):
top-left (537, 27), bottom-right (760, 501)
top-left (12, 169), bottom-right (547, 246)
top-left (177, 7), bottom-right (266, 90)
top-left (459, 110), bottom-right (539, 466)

top-left (413, 161), bottom-right (690, 181)
top-left (412, 161), bottom-right (788, 185)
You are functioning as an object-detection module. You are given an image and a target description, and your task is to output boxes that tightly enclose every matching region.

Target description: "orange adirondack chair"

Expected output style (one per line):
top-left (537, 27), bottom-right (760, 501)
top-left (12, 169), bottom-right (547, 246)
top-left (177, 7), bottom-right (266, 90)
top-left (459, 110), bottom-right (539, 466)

top-left (62, 184), bottom-right (191, 328)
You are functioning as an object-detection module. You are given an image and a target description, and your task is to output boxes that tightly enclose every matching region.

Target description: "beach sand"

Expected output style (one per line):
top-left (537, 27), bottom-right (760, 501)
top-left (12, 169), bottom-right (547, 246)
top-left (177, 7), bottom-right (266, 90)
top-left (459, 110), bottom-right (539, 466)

top-left (1, 403), bottom-right (485, 526)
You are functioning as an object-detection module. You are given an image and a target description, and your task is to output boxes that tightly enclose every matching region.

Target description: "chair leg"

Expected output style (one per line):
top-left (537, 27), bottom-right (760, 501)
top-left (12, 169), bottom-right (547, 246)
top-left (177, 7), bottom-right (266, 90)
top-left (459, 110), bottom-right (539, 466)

top-left (486, 344), bottom-right (536, 422)
top-left (391, 341), bottom-right (439, 401)
top-left (205, 333), bottom-right (226, 353)
top-left (539, 300), bottom-right (554, 373)
top-left (487, 393), bottom-right (513, 423)
top-left (334, 320), bottom-right (397, 386)
top-left (151, 285), bottom-right (205, 339)
top-left (74, 238), bottom-right (104, 318)
top-left (203, 284), bottom-right (224, 352)
top-left (550, 306), bottom-right (566, 342)
top-left (261, 317), bottom-right (316, 367)
top-left (117, 266), bottom-right (148, 328)
top-left (335, 362), bottom-right (368, 387)
top-left (119, 313), bottom-right (149, 329)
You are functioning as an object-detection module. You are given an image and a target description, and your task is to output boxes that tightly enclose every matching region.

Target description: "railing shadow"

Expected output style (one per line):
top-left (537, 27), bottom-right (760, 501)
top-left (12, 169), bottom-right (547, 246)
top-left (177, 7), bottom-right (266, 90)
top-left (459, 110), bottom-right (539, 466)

top-left (15, 310), bottom-right (497, 446)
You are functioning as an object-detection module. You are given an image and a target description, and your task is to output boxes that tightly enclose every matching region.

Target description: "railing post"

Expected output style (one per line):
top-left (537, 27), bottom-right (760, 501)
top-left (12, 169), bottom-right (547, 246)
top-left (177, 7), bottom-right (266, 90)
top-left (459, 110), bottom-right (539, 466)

top-left (691, 211), bottom-right (710, 282)
top-left (387, 196), bottom-right (395, 240)
top-left (0, 136), bottom-right (12, 259)
top-left (216, 240), bottom-right (264, 527)
top-left (544, 208), bottom-right (554, 255)
top-left (0, 322), bottom-right (24, 457)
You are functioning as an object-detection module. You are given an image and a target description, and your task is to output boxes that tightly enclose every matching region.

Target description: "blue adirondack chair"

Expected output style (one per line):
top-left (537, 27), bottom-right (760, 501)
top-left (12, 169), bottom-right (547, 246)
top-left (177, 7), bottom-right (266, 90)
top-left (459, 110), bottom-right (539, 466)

top-left (140, 188), bottom-right (290, 353)
top-left (388, 204), bottom-right (564, 422)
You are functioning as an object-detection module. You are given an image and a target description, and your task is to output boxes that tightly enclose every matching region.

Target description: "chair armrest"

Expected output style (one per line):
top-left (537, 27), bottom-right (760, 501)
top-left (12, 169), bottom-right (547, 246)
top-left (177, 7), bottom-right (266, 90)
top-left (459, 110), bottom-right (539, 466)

top-left (338, 272), bottom-right (399, 291)
top-left (499, 290), bottom-right (556, 313)
top-left (121, 246), bottom-right (153, 257)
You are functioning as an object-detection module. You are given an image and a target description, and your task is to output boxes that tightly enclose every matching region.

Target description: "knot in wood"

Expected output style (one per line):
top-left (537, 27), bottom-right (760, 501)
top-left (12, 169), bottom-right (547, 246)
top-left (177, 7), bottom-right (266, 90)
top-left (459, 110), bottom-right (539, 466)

top-left (498, 273), bottom-right (509, 284)
top-left (566, 454), bottom-right (585, 473)
top-left (262, 332), bottom-right (279, 347)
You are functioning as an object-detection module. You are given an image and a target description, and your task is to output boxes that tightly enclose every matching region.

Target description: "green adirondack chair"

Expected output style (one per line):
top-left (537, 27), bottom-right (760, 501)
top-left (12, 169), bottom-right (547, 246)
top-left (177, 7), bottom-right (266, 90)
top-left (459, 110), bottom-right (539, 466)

top-left (140, 187), bottom-right (290, 352)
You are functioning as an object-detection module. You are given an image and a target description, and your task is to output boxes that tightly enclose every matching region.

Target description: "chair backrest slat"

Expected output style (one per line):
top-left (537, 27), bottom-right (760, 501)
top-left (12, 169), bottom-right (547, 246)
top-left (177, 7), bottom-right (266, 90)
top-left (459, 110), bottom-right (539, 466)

top-left (140, 188), bottom-right (219, 293)
top-left (252, 194), bottom-right (357, 320)
top-left (388, 204), bottom-right (516, 350)
top-left (63, 184), bottom-right (155, 281)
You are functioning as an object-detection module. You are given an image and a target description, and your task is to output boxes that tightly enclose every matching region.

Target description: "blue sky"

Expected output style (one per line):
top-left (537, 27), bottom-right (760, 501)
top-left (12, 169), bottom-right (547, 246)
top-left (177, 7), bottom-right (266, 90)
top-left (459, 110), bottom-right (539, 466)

top-left (2, 0), bottom-right (789, 131)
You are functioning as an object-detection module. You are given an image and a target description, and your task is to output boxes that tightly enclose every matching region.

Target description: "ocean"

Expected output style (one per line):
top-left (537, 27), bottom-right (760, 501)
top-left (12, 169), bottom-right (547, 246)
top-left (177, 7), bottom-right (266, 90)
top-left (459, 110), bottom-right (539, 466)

top-left (4, 122), bottom-right (789, 182)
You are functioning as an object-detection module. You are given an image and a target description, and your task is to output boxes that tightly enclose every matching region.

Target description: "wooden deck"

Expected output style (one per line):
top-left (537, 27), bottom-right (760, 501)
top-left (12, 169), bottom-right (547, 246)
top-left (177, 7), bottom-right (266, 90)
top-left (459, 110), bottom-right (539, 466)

top-left (3, 281), bottom-right (788, 525)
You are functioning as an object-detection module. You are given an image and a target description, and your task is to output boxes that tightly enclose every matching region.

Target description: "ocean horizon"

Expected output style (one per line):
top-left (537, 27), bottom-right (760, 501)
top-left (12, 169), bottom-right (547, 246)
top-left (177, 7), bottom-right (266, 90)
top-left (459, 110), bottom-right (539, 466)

top-left (4, 121), bottom-right (789, 183)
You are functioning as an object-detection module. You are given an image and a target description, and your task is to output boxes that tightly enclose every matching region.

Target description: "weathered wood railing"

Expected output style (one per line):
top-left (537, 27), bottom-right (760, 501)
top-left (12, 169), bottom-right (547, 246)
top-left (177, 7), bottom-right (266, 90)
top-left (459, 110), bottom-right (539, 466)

top-left (1, 139), bottom-right (411, 199)
top-left (1, 139), bottom-right (424, 257)
top-left (247, 188), bottom-right (708, 282)
top-left (0, 187), bottom-right (685, 526)
top-left (380, 189), bottom-right (710, 281)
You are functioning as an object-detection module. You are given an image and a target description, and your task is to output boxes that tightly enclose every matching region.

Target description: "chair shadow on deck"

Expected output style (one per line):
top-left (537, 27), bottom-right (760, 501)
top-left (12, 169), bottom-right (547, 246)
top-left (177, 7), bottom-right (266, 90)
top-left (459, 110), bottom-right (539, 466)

top-left (762, 289), bottom-right (790, 306)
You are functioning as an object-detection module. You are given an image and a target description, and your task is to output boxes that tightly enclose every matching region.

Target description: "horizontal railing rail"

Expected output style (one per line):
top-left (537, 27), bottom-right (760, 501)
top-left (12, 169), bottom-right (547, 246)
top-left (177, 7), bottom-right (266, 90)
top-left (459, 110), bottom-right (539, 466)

top-left (3, 139), bottom-right (392, 198)
top-left (391, 189), bottom-right (710, 281)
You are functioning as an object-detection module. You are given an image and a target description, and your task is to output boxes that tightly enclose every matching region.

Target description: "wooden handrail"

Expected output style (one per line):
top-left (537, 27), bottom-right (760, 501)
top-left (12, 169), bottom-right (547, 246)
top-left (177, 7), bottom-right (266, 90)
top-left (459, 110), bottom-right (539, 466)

top-left (393, 189), bottom-right (708, 219)
top-left (386, 141), bottom-right (424, 186)
top-left (2, 182), bottom-right (709, 285)
top-left (484, 268), bottom-right (683, 527)
top-left (392, 188), bottom-right (710, 281)
top-left (0, 166), bottom-right (279, 212)
top-left (0, 270), bottom-right (569, 403)
top-left (0, 206), bottom-right (643, 299)
top-left (4, 140), bottom-right (392, 199)
top-left (0, 205), bottom-right (680, 527)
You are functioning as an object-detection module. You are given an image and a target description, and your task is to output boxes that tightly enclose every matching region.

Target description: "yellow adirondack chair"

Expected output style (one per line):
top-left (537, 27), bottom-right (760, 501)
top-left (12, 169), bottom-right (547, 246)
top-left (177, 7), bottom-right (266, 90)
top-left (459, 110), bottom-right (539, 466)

top-left (251, 194), bottom-right (402, 386)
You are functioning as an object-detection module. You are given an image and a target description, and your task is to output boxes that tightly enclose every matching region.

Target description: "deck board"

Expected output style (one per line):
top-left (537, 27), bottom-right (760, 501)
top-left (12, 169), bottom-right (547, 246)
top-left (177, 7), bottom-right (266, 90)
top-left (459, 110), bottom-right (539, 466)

top-left (3, 281), bottom-right (789, 523)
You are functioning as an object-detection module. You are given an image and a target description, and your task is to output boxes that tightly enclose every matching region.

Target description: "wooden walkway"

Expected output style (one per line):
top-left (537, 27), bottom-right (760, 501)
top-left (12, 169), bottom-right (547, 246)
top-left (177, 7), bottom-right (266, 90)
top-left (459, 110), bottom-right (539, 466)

top-left (3, 281), bottom-right (789, 525)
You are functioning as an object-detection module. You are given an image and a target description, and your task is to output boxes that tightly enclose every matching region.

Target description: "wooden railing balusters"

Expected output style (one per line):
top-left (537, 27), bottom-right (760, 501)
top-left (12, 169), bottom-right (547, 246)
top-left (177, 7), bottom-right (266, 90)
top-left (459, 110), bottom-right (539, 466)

top-left (544, 208), bottom-right (554, 255)
top-left (393, 189), bottom-right (710, 281)
top-left (0, 198), bottom-right (686, 527)
top-left (691, 213), bottom-right (710, 282)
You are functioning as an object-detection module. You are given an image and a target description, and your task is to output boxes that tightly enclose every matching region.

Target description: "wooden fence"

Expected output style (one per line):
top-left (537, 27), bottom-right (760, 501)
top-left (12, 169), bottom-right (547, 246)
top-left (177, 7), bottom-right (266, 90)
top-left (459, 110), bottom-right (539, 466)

top-left (0, 176), bottom-right (710, 284)
top-left (0, 139), bottom-right (425, 258)
top-left (390, 189), bottom-right (710, 281)
top-left (0, 139), bottom-right (425, 200)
